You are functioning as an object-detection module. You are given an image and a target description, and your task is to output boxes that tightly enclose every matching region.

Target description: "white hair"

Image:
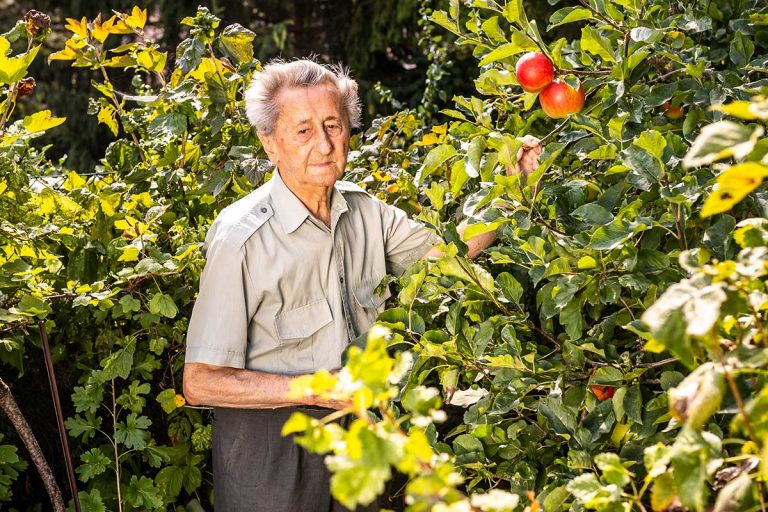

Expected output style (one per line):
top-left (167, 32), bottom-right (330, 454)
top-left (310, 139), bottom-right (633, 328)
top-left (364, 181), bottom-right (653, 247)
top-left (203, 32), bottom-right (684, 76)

top-left (244, 58), bottom-right (362, 134)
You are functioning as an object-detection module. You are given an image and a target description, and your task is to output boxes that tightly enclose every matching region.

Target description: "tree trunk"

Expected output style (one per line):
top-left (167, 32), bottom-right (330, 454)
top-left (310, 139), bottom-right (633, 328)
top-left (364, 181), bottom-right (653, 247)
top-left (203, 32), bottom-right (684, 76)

top-left (0, 377), bottom-right (66, 512)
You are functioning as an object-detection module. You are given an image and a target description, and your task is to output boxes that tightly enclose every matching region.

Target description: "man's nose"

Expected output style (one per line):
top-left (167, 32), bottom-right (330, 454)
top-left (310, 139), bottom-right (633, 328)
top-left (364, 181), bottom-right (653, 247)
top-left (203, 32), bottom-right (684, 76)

top-left (316, 129), bottom-right (333, 155)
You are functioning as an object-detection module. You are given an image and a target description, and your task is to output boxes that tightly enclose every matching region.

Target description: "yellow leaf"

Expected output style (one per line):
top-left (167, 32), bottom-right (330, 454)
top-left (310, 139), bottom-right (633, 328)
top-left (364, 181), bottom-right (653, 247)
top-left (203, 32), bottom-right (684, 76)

top-left (187, 57), bottom-right (220, 82)
top-left (577, 256), bottom-right (597, 269)
top-left (64, 17), bottom-right (88, 38)
top-left (21, 110), bottom-right (66, 134)
top-left (97, 105), bottom-right (118, 136)
top-left (701, 162), bottom-right (768, 218)
top-left (102, 54), bottom-right (137, 68)
top-left (414, 132), bottom-right (441, 146)
top-left (91, 15), bottom-right (117, 43)
top-left (118, 247), bottom-right (140, 262)
top-left (48, 41), bottom-right (79, 63)
top-left (126, 7), bottom-right (148, 30)
top-left (137, 49), bottom-right (167, 73)
top-left (0, 182), bottom-right (6, 195)
top-left (100, 192), bottom-right (122, 216)
top-left (174, 394), bottom-right (186, 407)
top-left (0, 37), bottom-right (40, 84)
top-left (174, 244), bottom-right (201, 261)
top-left (64, 171), bottom-right (87, 190)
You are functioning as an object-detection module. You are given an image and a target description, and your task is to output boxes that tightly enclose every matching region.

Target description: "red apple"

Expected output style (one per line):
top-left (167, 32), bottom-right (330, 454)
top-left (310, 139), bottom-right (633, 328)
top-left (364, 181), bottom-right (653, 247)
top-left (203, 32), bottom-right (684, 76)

top-left (515, 52), bottom-right (555, 93)
top-left (591, 385), bottom-right (615, 401)
top-left (663, 101), bottom-right (684, 119)
top-left (539, 79), bottom-right (585, 118)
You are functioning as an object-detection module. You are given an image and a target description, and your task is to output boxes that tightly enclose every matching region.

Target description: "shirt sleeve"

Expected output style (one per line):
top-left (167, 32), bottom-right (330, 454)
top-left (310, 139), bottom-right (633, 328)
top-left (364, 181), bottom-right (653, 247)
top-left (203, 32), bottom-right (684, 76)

top-left (184, 224), bottom-right (257, 368)
top-left (379, 200), bottom-right (442, 276)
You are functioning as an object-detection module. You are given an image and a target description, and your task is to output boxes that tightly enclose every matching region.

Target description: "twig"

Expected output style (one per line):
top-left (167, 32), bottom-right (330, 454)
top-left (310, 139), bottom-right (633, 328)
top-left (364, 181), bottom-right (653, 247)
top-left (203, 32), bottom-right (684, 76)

top-left (636, 357), bottom-right (677, 369)
top-left (0, 378), bottom-right (65, 512)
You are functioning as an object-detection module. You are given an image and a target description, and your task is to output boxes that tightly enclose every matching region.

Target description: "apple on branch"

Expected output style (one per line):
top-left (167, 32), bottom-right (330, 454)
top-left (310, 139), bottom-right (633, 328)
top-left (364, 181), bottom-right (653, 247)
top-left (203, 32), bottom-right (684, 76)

top-left (515, 52), bottom-right (555, 93)
top-left (539, 79), bottom-right (585, 119)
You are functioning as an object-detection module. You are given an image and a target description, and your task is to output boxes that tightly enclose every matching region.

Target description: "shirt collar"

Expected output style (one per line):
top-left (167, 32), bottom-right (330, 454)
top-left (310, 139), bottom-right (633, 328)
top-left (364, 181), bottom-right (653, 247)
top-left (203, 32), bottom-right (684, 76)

top-left (268, 170), bottom-right (349, 234)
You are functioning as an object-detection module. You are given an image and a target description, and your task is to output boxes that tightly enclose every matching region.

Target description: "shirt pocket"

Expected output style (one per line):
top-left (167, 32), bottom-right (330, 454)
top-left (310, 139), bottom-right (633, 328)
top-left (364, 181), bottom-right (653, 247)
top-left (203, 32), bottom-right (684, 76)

top-left (353, 276), bottom-right (392, 311)
top-left (274, 298), bottom-right (333, 344)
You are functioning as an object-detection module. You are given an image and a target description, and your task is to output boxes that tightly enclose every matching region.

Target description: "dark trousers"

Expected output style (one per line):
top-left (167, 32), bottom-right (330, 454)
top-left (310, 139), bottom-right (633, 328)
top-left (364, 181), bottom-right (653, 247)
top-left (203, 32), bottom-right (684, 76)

top-left (213, 407), bottom-right (380, 512)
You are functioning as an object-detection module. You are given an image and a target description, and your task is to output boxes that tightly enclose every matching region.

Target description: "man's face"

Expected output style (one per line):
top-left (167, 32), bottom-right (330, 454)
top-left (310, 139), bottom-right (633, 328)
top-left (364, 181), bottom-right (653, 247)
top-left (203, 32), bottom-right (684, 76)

top-left (259, 82), bottom-right (350, 191)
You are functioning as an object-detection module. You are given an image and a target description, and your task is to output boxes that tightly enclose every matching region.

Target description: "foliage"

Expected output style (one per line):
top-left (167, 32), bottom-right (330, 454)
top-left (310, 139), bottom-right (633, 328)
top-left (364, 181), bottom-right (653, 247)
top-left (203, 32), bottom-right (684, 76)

top-left (0, 0), bottom-right (767, 511)
top-left (288, 0), bottom-right (768, 511)
top-left (1, 6), bottom-right (262, 510)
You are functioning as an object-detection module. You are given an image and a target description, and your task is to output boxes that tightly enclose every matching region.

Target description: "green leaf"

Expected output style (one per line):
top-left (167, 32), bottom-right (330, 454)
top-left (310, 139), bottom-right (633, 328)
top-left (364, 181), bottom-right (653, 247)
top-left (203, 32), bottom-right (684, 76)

top-left (581, 26), bottom-right (615, 62)
top-left (175, 38), bottom-right (206, 73)
top-left (571, 203), bottom-right (614, 226)
top-left (624, 383), bottom-right (643, 424)
top-left (478, 33), bottom-right (538, 66)
top-left (730, 32), bottom-right (755, 68)
top-left (671, 441), bottom-right (709, 512)
top-left (496, 272), bottom-right (523, 303)
top-left (414, 144), bottom-right (456, 184)
top-left (219, 23), bottom-right (255, 64)
top-left (156, 388), bottom-right (181, 414)
top-left (101, 346), bottom-right (134, 380)
top-left (465, 136), bottom-right (485, 178)
top-left (595, 453), bottom-right (630, 488)
top-left (588, 219), bottom-right (642, 251)
top-left (548, 7), bottom-right (593, 29)
top-left (567, 473), bottom-right (621, 509)
top-left (16, 294), bottom-right (52, 317)
top-left (156, 465), bottom-right (184, 498)
top-left (77, 448), bottom-right (110, 482)
top-left (125, 475), bottom-right (163, 509)
top-left (149, 292), bottom-right (178, 318)
top-left (430, 10), bottom-right (461, 37)
top-left (72, 384), bottom-right (104, 413)
top-left (539, 397), bottom-right (576, 434)
top-left (0, 38), bottom-right (40, 84)
top-left (651, 473), bottom-right (677, 512)
top-left (119, 294), bottom-right (141, 313)
top-left (669, 363), bottom-right (725, 428)
top-left (453, 433), bottom-right (484, 455)
top-left (683, 121), bottom-right (763, 168)
top-left (115, 413), bottom-right (152, 450)
top-left (559, 300), bottom-right (583, 341)
top-left (75, 489), bottom-right (107, 512)
top-left (148, 113), bottom-right (187, 141)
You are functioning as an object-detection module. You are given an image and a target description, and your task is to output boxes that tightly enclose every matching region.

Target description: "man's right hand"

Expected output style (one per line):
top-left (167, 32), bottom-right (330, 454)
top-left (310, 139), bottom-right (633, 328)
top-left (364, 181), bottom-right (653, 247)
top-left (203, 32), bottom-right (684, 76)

top-left (506, 135), bottom-right (544, 176)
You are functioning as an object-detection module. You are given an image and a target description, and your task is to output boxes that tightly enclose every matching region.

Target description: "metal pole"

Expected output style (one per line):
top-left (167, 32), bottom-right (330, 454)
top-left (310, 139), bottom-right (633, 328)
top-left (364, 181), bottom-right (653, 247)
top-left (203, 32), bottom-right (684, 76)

top-left (38, 320), bottom-right (81, 512)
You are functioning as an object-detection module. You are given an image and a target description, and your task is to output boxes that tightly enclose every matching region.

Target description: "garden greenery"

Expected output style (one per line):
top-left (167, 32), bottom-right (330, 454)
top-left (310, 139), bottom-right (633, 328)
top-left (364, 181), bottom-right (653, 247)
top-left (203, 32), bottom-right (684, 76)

top-left (0, 1), bottom-right (767, 511)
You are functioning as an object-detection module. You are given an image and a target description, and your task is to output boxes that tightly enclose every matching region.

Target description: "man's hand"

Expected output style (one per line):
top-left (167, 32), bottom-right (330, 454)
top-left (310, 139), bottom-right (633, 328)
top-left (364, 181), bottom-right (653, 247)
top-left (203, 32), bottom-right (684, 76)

top-left (506, 135), bottom-right (544, 176)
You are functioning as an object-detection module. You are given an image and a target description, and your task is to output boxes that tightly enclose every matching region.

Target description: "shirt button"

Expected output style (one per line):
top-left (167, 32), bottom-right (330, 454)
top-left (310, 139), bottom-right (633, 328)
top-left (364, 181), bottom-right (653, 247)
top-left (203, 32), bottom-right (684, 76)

top-left (340, 276), bottom-right (345, 283)
top-left (260, 207), bottom-right (268, 213)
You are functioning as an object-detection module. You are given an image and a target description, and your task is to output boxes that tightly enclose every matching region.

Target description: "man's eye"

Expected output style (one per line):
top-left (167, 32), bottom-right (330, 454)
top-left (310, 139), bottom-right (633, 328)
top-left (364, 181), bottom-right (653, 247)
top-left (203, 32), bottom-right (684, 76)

top-left (325, 124), bottom-right (342, 135)
top-left (298, 128), bottom-right (310, 136)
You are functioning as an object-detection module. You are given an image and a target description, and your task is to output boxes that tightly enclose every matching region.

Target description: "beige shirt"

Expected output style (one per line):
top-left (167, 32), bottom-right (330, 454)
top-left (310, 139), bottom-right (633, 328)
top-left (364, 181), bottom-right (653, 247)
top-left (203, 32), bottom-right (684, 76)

top-left (185, 171), bottom-right (440, 374)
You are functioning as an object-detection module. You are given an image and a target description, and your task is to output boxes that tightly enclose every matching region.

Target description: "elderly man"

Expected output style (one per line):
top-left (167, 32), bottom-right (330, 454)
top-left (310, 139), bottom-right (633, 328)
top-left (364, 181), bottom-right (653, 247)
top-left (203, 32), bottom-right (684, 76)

top-left (183, 59), bottom-right (541, 512)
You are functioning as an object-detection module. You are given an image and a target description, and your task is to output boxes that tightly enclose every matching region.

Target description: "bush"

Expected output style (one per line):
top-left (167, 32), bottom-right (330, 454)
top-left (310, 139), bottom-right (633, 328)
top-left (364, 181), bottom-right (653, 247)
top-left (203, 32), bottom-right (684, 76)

top-left (0, 1), bottom-right (766, 511)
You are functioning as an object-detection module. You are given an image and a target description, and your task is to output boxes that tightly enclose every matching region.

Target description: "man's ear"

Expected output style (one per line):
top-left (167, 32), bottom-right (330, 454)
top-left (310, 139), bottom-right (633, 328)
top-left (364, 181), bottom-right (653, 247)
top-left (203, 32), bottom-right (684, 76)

top-left (257, 131), bottom-right (278, 165)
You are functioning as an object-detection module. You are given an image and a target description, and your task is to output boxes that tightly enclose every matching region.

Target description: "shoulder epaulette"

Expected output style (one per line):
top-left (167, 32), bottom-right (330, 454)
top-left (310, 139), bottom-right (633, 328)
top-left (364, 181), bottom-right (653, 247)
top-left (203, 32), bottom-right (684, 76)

top-left (209, 187), bottom-right (274, 251)
top-left (335, 180), bottom-right (369, 194)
